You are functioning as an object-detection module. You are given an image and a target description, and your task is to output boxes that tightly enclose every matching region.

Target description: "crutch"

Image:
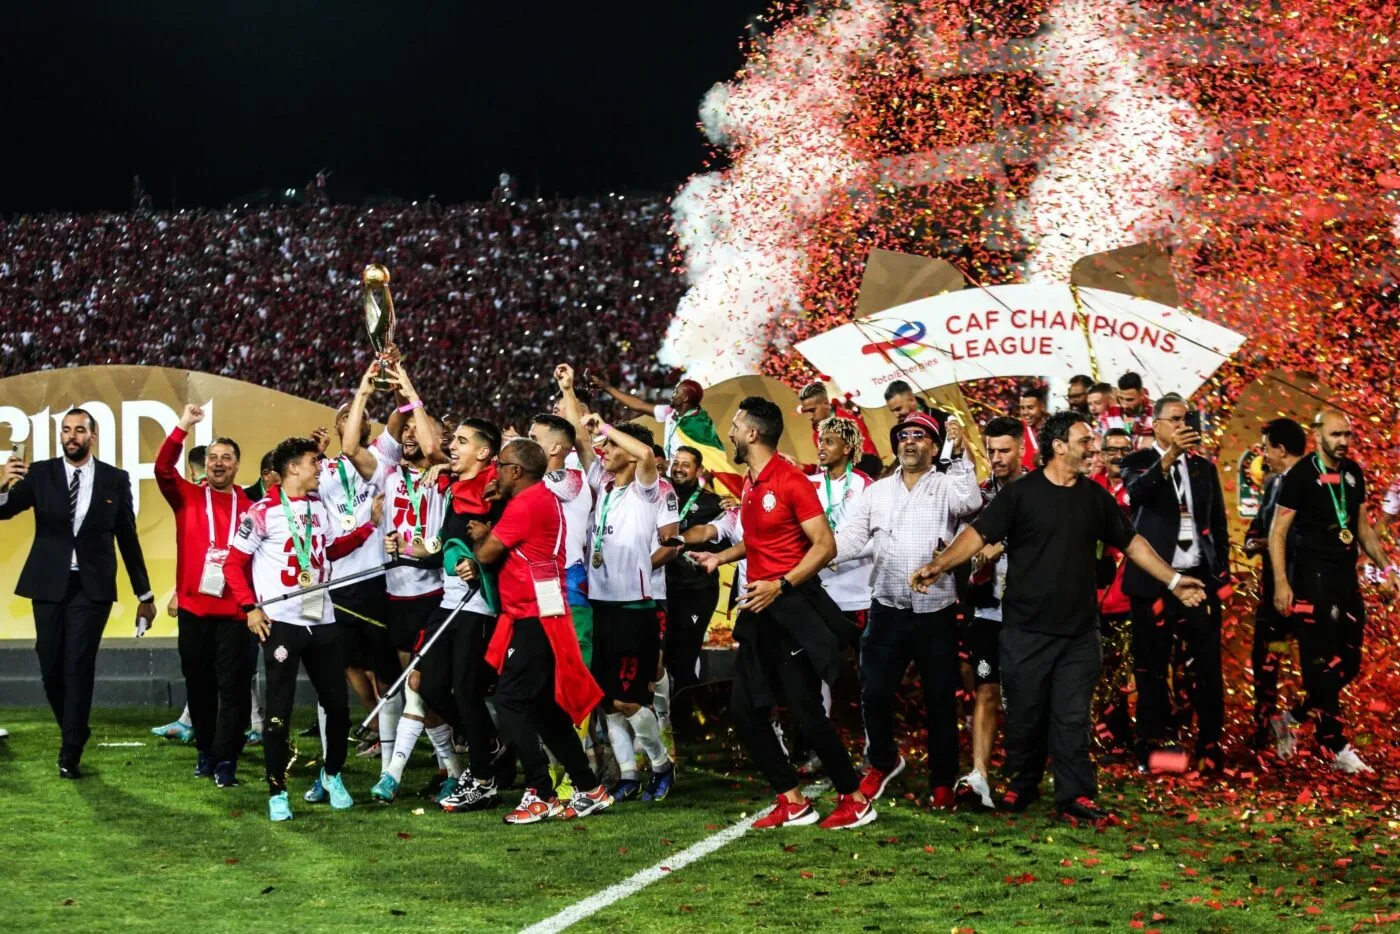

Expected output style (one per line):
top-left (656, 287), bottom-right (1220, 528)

top-left (251, 562), bottom-right (395, 610)
top-left (352, 580), bottom-right (480, 739)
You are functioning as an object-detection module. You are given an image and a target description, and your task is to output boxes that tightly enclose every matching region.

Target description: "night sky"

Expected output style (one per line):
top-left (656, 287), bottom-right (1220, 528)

top-left (4, 0), bottom-right (769, 214)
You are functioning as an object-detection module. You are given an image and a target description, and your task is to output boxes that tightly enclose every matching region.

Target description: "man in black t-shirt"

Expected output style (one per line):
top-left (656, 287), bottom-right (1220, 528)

top-left (662, 446), bottom-right (725, 727)
top-left (1269, 410), bottom-right (1394, 775)
top-left (913, 411), bottom-right (1204, 826)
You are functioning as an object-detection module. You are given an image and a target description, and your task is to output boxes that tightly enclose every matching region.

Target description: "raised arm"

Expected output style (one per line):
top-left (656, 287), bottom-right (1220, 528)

top-left (555, 363), bottom-right (595, 471)
top-left (582, 412), bottom-right (656, 486)
top-left (0, 458), bottom-right (35, 519)
top-left (343, 364), bottom-right (386, 480)
top-left (391, 361), bottom-right (447, 465)
top-left (589, 371), bottom-right (657, 417)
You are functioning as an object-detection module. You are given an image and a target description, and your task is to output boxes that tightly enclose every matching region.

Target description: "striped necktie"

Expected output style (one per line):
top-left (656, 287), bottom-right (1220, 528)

top-left (69, 467), bottom-right (81, 524)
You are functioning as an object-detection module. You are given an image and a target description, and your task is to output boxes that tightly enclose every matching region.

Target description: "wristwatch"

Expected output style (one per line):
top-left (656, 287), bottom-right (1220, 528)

top-left (778, 577), bottom-right (794, 595)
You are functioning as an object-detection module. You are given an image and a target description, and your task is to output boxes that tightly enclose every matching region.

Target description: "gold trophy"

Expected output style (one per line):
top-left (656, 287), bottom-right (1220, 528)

top-left (362, 264), bottom-right (399, 390)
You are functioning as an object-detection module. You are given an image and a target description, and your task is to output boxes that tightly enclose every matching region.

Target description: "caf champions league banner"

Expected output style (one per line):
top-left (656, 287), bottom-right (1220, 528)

top-left (0, 366), bottom-right (349, 640)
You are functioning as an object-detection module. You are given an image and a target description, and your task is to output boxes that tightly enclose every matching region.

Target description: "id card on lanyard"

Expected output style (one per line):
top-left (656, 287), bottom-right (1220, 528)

top-left (199, 486), bottom-right (240, 597)
top-left (518, 499), bottom-right (566, 617)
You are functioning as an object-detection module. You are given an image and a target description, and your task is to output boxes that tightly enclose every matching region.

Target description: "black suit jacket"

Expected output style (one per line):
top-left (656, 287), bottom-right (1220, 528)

top-left (0, 457), bottom-right (152, 603)
top-left (1120, 447), bottom-right (1229, 599)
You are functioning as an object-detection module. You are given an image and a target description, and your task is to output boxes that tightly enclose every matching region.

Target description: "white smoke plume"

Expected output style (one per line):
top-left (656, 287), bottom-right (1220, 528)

top-left (661, 1), bottom-right (889, 385)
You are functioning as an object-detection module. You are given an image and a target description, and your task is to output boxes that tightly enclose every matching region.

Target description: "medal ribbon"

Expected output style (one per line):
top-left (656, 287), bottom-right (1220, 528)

top-left (402, 465), bottom-right (426, 541)
top-left (823, 467), bottom-right (853, 528)
top-left (279, 489), bottom-right (314, 576)
top-left (1314, 454), bottom-right (1349, 534)
top-left (680, 485), bottom-right (703, 523)
top-left (592, 483), bottom-right (627, 558)
top-left (335, 457), bottom-right (356, 518)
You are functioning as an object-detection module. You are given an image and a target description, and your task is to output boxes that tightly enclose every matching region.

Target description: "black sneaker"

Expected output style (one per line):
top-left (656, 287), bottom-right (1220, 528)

top-left (441, 776), bottom-right (498, 813)
top-left (214, 761), bottom-right (240, 788)
top-left (194, 752), bottom-right (215, 779)
top-left (1057, 796), bottom-right (1119, 828)
top-left (416, 770), bottom-right (451, 800)
top-left (997, 788), bottom-right (1039, 812)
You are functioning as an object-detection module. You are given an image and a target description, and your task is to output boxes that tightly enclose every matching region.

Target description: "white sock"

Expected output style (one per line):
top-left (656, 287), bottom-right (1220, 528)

top-left (605, 713), bottom-right (639, 781)
top-left (378, 693), bottom-right (405, 773)
top-left (317, 704), bottom-right (329, 759)
top-left (178, 705), bottom-right (192, 728)
top-left (653, 673), bottom-right (671, 722)
top-left (821, 682), bottom-right (833, 718)
top-left (627, 707), bottom-right (670, 772)
top-left (387, 717), bottom-right (425, 782)
top-left (426, 724), bottom-right (462, 777)
top-left (249, 681), bottom-right (264, 732)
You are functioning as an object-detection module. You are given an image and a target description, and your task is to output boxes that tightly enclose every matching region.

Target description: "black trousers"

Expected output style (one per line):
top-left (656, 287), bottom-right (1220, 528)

top-left (1251, 602), bottom-right (1292, 736)
top-left (1000, 624), bottom-right (1101, 805)
top-left (1130, 566), bottom-right (1223, 759)
top-left (178, 609), bottom-right (256, 764)
top-left (493, 617), bottom-right (598, 801)
top-left (418, 607), bottom-right (500, 778)
top-left (1291, 565), bottom-right (1365, 753)
top-left (859, 601), bottom-right (961, 790)
top-left (731, 612), bottom-right (860, 796)
top-left (262, 620), bottom-right (348, 794)
top-left (33, 572), bottom-right (111, 762)
top-left (663, 582), bottom-right (720, 692)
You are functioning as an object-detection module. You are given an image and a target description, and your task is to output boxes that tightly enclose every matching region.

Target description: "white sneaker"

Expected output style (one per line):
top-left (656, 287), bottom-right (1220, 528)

top-left (1270, 711), bottom-right (1298, 760)
top-left (1331, 745), bottom-right (1375, 775)
top-left (0, 727), bottom-right (8, 740)
top-left (956, 770), bottom-right (994, 809)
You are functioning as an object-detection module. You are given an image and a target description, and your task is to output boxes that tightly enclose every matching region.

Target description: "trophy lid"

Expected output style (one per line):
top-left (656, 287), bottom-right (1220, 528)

top-left (363, 264), bottom-right (391, 286)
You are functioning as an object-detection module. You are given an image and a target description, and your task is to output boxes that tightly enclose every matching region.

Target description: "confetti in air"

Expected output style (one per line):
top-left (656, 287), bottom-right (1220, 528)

top-left (667, 0), bottom-right (1400, 795)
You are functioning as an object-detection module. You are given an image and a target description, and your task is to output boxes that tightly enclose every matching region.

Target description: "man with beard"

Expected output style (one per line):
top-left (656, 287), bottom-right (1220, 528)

top-left (812, 418), bottom-right (874, 621)
top-left (1117, 372), bottom-right (1155, 450)
top-left (659, 445), bottom-right (725, 729)
top-left (1269, 410), bottom-right (1394, 774)
top-left (1018, 385), bottom-right (1049, 470)
top-left (695, 397), bottom-right (873, 830)
top-left (1066, 375), bottom-right (1094, 415)
top-left (796, 383), bottom-right (882, 477)
top-left (831, 412), bottom-right (980, 808)
top-left (913, 411), bottom-right (1205, 826)
top-left (1, 409), bottom-right (156, 778)
top-left (154, 403), bottom-right (254, 787)
top-left (1120, 394), bottom-right (1229, 773)
top-left (956, 416), bottom-right (1025, 808)
top-left (1243, 417), bottom-right (1305, 757)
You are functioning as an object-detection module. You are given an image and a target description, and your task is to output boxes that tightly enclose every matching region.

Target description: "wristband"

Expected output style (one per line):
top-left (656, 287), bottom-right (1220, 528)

top-left (1167, 572), bottom-right (1182, 592)
top-left (397, 399), bottom-right (424, 414)
top-left (599, 423), bottom-right (612, 438)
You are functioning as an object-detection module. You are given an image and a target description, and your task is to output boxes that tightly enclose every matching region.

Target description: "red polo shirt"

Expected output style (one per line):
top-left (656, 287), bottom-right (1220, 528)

top-left (491, 481), bottom-right (564, 619)
top-left (740, 454), bottom-right (825, 583)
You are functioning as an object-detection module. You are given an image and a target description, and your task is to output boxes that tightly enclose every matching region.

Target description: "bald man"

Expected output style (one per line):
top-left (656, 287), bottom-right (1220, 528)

top-left (1269, 410), bottom-right (1394, 775)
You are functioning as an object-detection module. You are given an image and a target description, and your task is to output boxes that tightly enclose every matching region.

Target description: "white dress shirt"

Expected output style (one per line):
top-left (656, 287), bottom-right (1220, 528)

top-left (833, 454), bottom-right (982, 613)
top-left (1152, 443), bottom-right (1203, 570)
top-left (65, 458), bottom-right (95, 570)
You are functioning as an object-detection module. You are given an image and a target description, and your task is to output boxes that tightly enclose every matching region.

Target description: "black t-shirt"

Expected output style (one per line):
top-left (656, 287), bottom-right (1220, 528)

top-left (971, 470), bottom-right (1136, 635)
top-left (1275, 455), bottom-right (1365, 570)
top-left (667, 482), bottom-right (726, 591)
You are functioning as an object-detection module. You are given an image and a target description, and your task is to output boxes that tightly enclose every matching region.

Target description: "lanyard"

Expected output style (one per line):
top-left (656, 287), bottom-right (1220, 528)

top-left (335, 457), bottom-right (356, 516)
top-left (664, 413), bottom-right (680, 457)
top-left (1314, 454), bottom-right (1349, 531)
top-left (279, 490), bottom-right (314, 573)
top-left (593, 483), bottom-right (628, 555)
top-left (204, 485), bottom-right (239, 549)
top-left (823, 468), bottom-right (853, 527)
top-left (1169, 461), bottom-right (1189, 514)
top-left (679, 485), bottom-right (703, 522)
top-left (401, 465), bottom-right (426, 539)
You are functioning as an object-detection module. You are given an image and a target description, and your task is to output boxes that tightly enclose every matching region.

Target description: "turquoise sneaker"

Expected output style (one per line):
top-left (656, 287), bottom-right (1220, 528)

top-left (369, 771), bottom-right (398, 804)
top-left (304, 776), bottom-right (327, 803)
top-left (153, 720), bottom-right (194, 743)
top-left (268, 792), bottom-right (294, 822)
top-left (244, 729), bottom-right (263, 747)
top-left (434, 777), bottom-right (456, 805)
top-left (323, 770), bottom-right (354, 810)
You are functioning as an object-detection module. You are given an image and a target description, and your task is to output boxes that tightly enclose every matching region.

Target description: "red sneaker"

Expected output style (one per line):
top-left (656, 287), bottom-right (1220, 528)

top-left (503, 788), bottom-right (562, 825)
top-left (753, 795), bottom-right (820, 829)
top-left (819, 793), bottom-right (877, 830)
top-left (857, 756), bottom-right (906, 802)
top-left (928, 786), bottom-right (955, 810)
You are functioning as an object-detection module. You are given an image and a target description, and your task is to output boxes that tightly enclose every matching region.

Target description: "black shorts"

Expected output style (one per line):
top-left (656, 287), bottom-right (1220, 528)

top-left (387, 594), bottom-right (442, 654)
top-left (590, 603), bottom-right (662, 704)
top-left (965, 615), bottom-right (1002, 686)
top-left (332, 576), bottom-right (392, 669)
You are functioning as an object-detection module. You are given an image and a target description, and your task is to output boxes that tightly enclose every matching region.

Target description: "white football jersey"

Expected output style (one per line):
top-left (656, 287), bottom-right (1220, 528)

top-left (318, 454), bottom-right (386, 582)
top-left (650, 477), bottom-right (681, 602)
top-left (233, 492), bottom-right (344, 626)
top-left (544, 467), bottom-right (593, 568)
top-left (708, 506), bottom-right (747, 597)
top-left (375, 460), bottom-right (447, 599)
top-left (585, 459), bottom-right (663, 603)
top-left (812, 468), bottom-right (874, 611)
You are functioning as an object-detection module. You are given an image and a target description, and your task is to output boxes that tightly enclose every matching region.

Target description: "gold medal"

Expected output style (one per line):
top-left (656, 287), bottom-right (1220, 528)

top-left (1339, 528), bottom-right (1354, 545)
top-left (340, 513), bottom-right (355, 531)
top-left (591, 550), bottom-right (604, 569)
top-left (297, 569), bottom-right (314, 587)
top-left (412, 532), bottom-right (425, 548)
top-left (425, 536), bottom-right (441, 554)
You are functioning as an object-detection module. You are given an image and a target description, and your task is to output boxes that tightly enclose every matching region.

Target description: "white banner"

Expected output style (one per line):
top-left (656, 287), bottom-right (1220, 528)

top-left (795, 284), bottom-right (1245, 407)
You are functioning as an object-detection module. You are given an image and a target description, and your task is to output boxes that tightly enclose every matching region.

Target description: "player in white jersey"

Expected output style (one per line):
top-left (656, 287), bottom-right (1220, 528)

top-left (575, 413), bottom-right (675, 803)
top-left (532, 414), bottom-right (596, 666)
top-left (646, 445), bottom-right (683, 764)
top-left (812, 417), bottom-right (874, 620)
top-left (227, 437), bottom-right (376, 822)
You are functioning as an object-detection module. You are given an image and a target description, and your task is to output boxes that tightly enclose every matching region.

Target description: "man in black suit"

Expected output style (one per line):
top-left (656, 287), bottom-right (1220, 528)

top-left (0, 408), bottom-right (157, 777)
top-left (1120, 393), bottom-right (1229, 772)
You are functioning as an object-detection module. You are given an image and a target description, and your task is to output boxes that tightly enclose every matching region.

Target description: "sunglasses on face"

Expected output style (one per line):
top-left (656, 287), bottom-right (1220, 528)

top-left (896, 430), bottom-right (930, 442)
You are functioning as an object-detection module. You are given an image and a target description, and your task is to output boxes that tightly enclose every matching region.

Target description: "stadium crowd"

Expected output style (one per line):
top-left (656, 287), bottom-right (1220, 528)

top-left (0, 197), bottom-right (683, 427)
